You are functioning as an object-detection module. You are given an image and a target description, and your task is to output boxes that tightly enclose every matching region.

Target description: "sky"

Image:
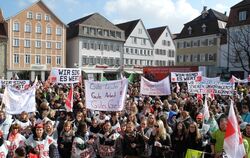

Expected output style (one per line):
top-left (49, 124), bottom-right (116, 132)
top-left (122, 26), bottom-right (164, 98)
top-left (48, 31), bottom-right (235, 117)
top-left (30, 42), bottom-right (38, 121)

top-left (0, 0), bottom-right (241, 33)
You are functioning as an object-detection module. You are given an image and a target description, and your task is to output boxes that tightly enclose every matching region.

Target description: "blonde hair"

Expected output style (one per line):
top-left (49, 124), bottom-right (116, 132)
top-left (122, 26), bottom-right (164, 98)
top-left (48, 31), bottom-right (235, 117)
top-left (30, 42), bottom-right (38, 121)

top-left (156, 120), bottom-right (167, 140)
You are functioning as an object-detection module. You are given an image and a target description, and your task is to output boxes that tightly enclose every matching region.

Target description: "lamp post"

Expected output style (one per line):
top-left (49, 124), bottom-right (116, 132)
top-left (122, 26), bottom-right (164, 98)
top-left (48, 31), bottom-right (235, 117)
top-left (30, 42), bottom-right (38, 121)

top-left (0, 40), bottom-right (7, 79)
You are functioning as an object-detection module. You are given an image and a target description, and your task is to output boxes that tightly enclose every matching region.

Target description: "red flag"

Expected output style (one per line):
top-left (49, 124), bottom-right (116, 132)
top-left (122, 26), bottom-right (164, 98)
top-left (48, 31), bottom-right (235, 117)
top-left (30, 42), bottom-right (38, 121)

top-left (197, 94), bottom-right (203, 101)
top-left (29, 153), bottom-right (39, 158)
top-left (65, 84), bottom-right (73, 111)
top-left (223, 100), bottom-right (246, 158)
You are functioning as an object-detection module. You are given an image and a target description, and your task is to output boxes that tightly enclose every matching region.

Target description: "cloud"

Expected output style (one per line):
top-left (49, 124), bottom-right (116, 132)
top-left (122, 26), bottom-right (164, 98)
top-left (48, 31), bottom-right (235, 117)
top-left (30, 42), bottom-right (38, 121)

top-left (214, 3), bottom-right (230, 15)
top-left (104, 0), bottom-right (200, 33)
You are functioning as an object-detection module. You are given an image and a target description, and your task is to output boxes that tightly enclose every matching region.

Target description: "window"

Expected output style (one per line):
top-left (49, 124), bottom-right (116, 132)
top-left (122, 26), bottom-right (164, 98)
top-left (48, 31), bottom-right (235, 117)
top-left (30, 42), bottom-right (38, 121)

top-left (162, 40), bottom-right (167, 46)
top-left (24, 40), bottom-right (31, 48)
top-left (47, 56), bottom-right (51, 64)
top-left (116, 45), bottom-right (120, 51)
top-left (90, 28), bottom-right (96, 36)
top-left (167, 41), bottom-right (171, 46)
top-left (202, 24), bottom-right (206, 33)
top-left (46, 25), bottom-right (52, 34)
top-left (56, 56), bottom-right (61, 65)
top-left (13, 39), bottom-right (19, 47)
top-left (56, 42), bottom-right (61, 49)
top-left (96, 57), bottom-right (101, 64)
top-left (14, 54), bottom-right (19, 64)
top-left (45, 14), bottom-right (50, 21)
top-left (36, 13), bottom-right (42, 20)
top-left (35, 55), bottom-right (41, 64)
top-left (110, 31), bottom-right (115, 37)
top-left (104, 30), bottom-right (109, 36)
top-left (138, 28), bottom-right (142, 34)
top-left (13, 22), bottom-right (19, 32)
top-left (36, 23), bottom-right (42, 33)
top-left (239, 11), bottom-right (247, 21)
top-left (82, 43), bottom-right (89, 49)
top-left (90, 43), bottom-right (95, 49)
top-left (142, 39), bottom-right (146, 45)
top-left (126, 48), bottom-right (129, 53)
top-left (82, 56), bottom-right (88, 65)
top-left (130, 48), bottom-right (134, 54)
top-left (46, 42), bottom-right (52, 48)
top-left (98, 29), bottom-right (102, 36)
top-left (166, 32), bottom-right (168, 37)
top-left (25, 54), bottom-right (30, 64)
top-left (35, 41), bottom-right (41, 48)
top-left (116, 32), bottom-right (121, 38)
top-left (25, 23), bottom-right (31, 32)
top-left (188, 26), bottom-right (192, 35)
top-left (56, 27), bottom-right (62, 35)
top-left (27, 12), bottom-right (32, 19)
top-left (132, 37), bottom-right (137, 44)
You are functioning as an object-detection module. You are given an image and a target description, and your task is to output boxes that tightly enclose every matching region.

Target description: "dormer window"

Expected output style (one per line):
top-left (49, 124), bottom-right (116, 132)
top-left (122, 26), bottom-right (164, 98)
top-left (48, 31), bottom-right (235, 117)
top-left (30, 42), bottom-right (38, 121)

top-left (202, 24), bottom-right (206, 33)
top-left (188, 26), bottom-right (192, 35)
top-left (239, 11), bottom-right (247, 21)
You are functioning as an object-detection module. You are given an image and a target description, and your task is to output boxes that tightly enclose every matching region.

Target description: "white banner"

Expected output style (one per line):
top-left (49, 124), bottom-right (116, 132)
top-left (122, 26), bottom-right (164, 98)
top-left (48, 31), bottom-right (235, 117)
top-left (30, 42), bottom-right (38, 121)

top-left (50, 68), bottom-right (81, 83)
top-left (0, 80), bottom-right (30, 89)
top-left (3, 86), bottom-right (36, 114)
top-left (171, 71), bottom-right (202, 82)
top-left (201, 76), bottom-right (220, 82)
top-left (140, 76), bottom-right (171, 96)
top-left (85, 79), bottom-right (128, 111)
top-left (187, 80), bottom-right (235, 96)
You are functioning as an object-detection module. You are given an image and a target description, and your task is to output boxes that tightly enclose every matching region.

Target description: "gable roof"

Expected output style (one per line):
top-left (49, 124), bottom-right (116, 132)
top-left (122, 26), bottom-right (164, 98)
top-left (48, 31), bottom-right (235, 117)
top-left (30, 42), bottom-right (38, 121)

top-left (67, 13), bottom-right (123, 39)
top-left (116, 19), bottom-right (140, 40)
top-left (5, 0), bottom-right (67, 27)
top-left (176, 9), bottom-right (228, 39)
top-left (231, 0), bottom-right (250, 9)
top-left (147, 26), bottom-right (166, 44)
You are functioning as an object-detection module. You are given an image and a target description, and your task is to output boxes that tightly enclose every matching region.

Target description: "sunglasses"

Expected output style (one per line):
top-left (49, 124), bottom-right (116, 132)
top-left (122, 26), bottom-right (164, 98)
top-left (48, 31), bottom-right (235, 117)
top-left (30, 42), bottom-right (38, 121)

top-left (154, 125), bottom-right (159, 128)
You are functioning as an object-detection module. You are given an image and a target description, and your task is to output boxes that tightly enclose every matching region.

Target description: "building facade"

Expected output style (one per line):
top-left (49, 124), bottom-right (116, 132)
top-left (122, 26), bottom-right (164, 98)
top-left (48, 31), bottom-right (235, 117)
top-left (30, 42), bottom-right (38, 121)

top-left (116, 20), bottom-right (154, 73)
top-left (67, 13), bottom-right (125, 80)
top-left (222, 0), bottom-right (250, 78)
top-left (0, 9), bottom-right (7, 79)
top-left (5, 0), bottom-right (67, 81)
top-left (175, 7), bottom-right (228, 77)
top-left (147, 26), bottom-right (175, 66)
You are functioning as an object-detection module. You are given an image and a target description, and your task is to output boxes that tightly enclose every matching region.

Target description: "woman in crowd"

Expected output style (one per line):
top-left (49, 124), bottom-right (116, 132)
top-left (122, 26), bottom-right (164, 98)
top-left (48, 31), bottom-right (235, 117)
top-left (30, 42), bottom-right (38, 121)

top-left (44, 120), bottom-right (58, 142)
top-left (122, 121), bottom-right (145, 158)
top-left (26, 123), bottom-right (59, 158)
top-left (171, 121), bottom-right (187, 158)
top-left (110, 112), bottom-right (121, 132)
top-left (0, 130), bottom-right (10, 158)
top-left (7, 123), bottom-right (26, 157)
top-left (14, 111), bottom-right (32, 138)
top-left (58, 121), bottom-right (75, 158)
top-left (71, 121), bottom-right (96, 158)
top-left (148, 119), bottom-right (172, 158)
top-left (185, 122), bottom-right (203, 151)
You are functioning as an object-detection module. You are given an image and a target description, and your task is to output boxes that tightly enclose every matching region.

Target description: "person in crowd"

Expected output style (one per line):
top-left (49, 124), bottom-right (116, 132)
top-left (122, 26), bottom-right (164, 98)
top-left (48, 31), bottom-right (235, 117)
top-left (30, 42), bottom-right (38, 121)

top-left (73, 111), bottom-right (84, 131)
top-left (241, 104), bottom-right (250, 123)
top-left (14, 111), bottom-right (32, 138)
top-left (110, 112), bottom-right (121, 132)
top-left (71, 121), bottom-right (96, 158)
top-left (0, 130), bottom-right (10, 158)
top-left (7, 123), bottom-right (26, 157)
top-left (26, 123), bottom-right (59, 158)
top-left (58, 121), bottom-right (74, 158)
top-left (171, 121), bottom-right (187, 158)
top-left (14, 147), bottom-right (27, 158)
top-left (0, 110), bottom-right (12, 140)
top-left (122, 121), bottom-right (145, 157)
top-left (243, 123), bottom-right (250, 158)
top-left (44, 120), bottom-right (58, 142)
top-left (148, 119), bottom-right (172, 158)
top-left (186, 122), bottom-right (203, 151)
top-left (210, 115), bottom-right (227, 158)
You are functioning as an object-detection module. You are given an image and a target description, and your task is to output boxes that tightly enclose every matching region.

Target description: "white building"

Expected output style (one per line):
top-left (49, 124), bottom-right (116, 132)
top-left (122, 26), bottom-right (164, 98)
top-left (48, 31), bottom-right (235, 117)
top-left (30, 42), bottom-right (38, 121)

top-left (67, 13), bottom-right (125, 80)
top-left (116, 19), bottom-right (154, 73)
top-left (147, 26), bottom-right (175, 66)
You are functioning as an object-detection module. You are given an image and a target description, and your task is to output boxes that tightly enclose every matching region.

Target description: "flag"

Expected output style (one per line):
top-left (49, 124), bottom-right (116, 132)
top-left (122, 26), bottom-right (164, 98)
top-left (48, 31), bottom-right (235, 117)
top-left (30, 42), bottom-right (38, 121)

top-left (176, 83), bottom-right (180, 93)
top-left (185, 149), bottom-right (203, 158)
top-left (65, 84), bottom-right (73, 111)
top-left (223, 100), bottom-right (246, 158)
top-left (128, 73), bottom-right (134, 83)
top-left (203, 96), bottom-right (210, 121)
top-left (197, 94), bottom-right (203, 102)
top-left (229, 75), bottom-right (236, 83)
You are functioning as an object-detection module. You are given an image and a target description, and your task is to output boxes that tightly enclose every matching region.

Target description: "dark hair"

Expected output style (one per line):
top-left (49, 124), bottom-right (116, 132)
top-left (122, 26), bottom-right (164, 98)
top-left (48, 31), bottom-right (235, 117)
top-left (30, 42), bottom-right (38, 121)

top-left (76, 121), bottom-right (87, 137)
top-left (15, 146), bottom-right (26, 157)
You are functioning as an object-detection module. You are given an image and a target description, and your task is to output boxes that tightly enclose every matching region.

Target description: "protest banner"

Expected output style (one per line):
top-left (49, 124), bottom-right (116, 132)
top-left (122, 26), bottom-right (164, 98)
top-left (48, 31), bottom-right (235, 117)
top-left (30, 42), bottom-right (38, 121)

top-left (50, 68), bottom-right (81, 83)
top-left (84, 79), bottom-right (128, 111)
top-left (140, 76), bottom-right (171, 96)
top-left (2, 85), bottom-right (36, 114)
top-left (187, 80), bottom-right (235, 96)
top-left (201, 76), bottom-right (220, 82)
top-left (0, 80), bottom-right (30, 89)
top-left (98, 145), bottom-right (115, 157)
top-left (171, 71), bottom-right (202, 82)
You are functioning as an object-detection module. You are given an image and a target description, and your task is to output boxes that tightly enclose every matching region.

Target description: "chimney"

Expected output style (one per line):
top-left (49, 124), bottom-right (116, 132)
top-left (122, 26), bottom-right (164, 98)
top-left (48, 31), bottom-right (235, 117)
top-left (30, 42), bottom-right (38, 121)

top-left (201, 6), bottom-right (208, 18)
top-left (224, 11), bottom-right (227, 15)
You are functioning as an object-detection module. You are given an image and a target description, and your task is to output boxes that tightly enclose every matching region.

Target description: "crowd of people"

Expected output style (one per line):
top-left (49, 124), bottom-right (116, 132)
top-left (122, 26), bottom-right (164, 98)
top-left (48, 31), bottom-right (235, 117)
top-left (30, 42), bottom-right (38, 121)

top-left (0, 78), bottom-right (250, 158)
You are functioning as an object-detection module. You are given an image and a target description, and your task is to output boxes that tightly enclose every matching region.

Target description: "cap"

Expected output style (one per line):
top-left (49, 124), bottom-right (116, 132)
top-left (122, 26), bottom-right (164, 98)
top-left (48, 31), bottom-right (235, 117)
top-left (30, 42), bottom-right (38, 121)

top-left (196, 113), bottom-right (203, 119)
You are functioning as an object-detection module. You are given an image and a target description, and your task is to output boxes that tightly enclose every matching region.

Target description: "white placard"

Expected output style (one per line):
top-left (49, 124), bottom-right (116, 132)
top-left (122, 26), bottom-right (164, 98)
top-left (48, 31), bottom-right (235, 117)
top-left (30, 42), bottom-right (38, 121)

top-left (140, 76), bottom-right (171, 96)
top-left (85, 79), bottom-right (128, 111)
top-left (0, 80), bottom-right (30, 89)
top-left (50, 68), bottom-right (81, 83)
top-left (3, 86), bottom-right (36, 114)
top-left (187, 80), bottom-right (235, 96)
top-left (171, 71), bottom-right (202, 82)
